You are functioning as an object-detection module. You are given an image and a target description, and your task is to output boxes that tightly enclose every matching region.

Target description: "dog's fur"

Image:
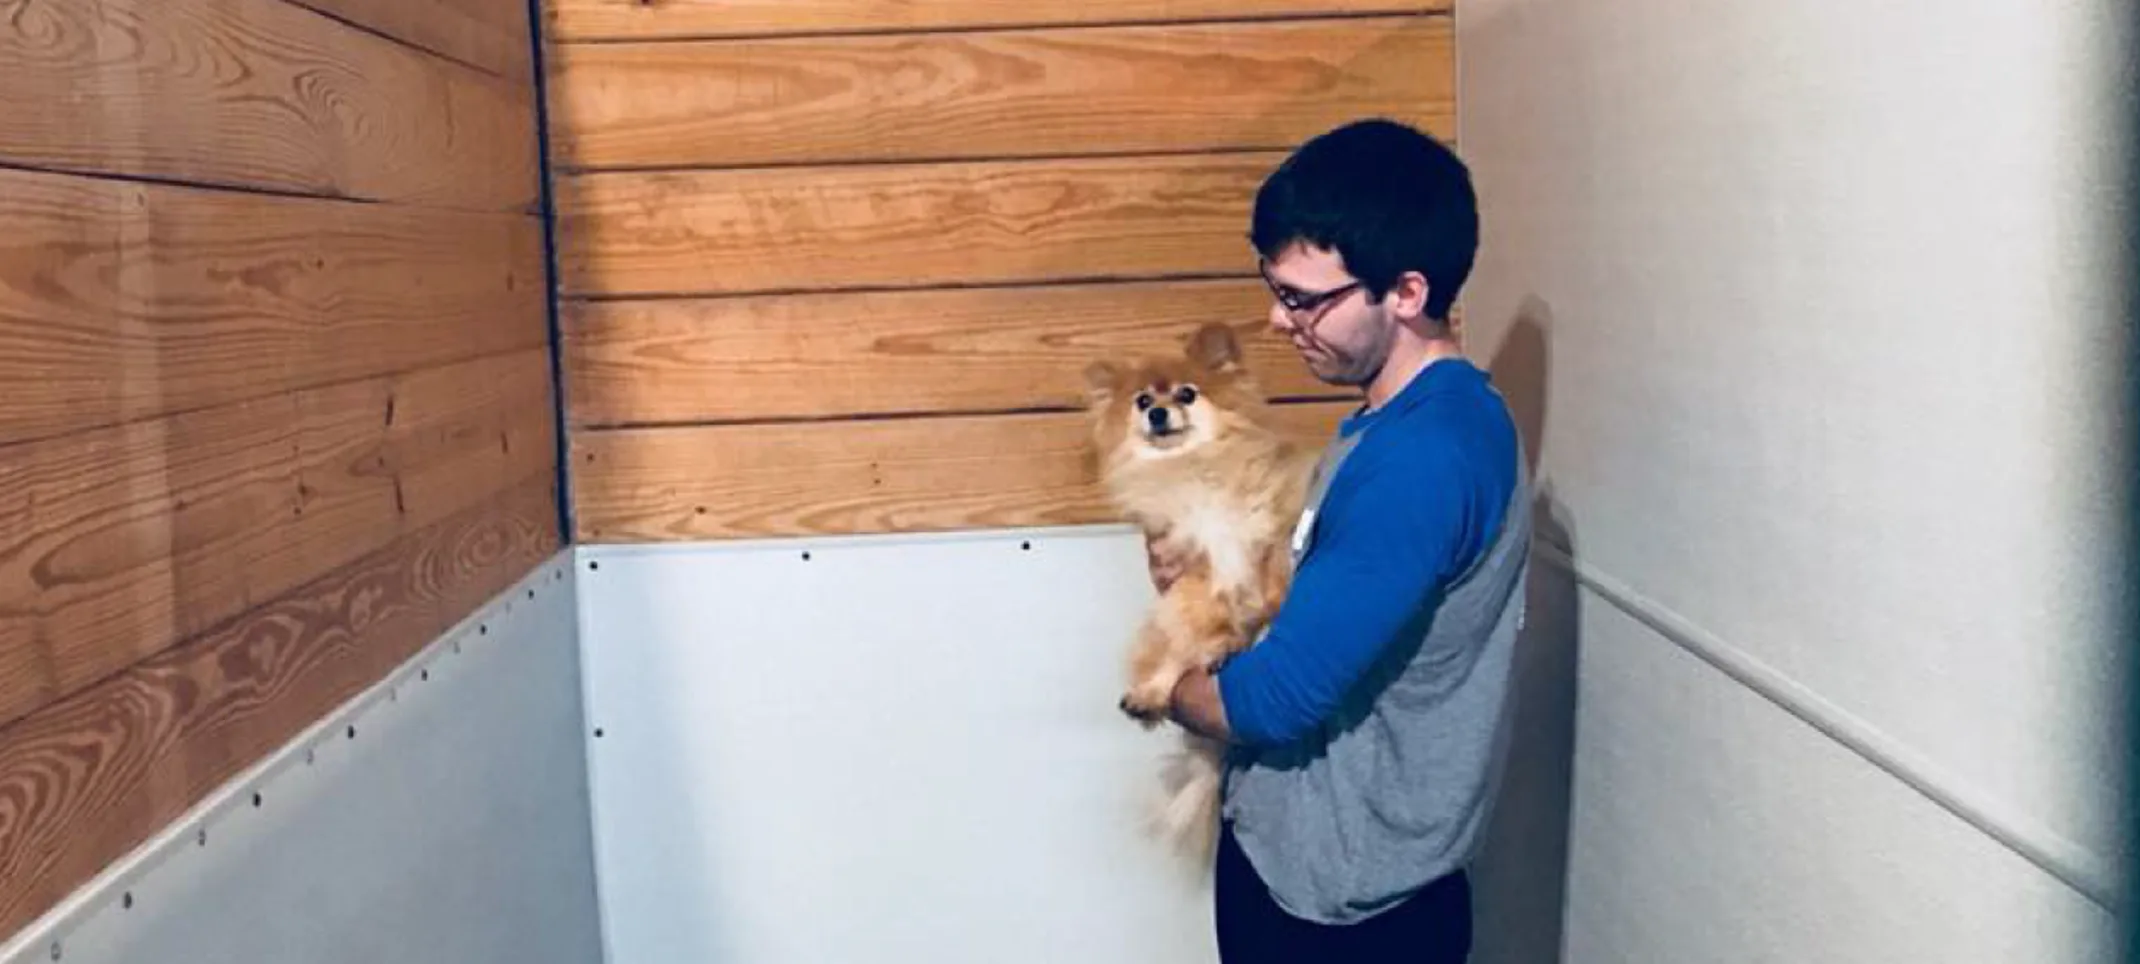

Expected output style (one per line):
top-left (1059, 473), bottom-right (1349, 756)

top-left (1080, 322), bottom-right (1322, 865)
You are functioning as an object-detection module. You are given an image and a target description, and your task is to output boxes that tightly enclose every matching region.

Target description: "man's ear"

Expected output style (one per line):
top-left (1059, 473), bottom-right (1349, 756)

top-left (1081, 360), bottom-right (1124, 403)
top-left (1389, 271), bottom-right (1432, 322)
top-left (1184, 322), bottom-right (1243, 372)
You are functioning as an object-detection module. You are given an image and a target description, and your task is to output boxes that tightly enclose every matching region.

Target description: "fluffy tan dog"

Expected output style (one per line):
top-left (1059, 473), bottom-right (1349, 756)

top-left (1080, 321), bottom-right (1322, 863)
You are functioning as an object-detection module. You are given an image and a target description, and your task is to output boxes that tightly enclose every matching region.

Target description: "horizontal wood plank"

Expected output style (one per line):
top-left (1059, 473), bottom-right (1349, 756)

top-left (291, 0), bottom-right (534, 79)
top-left (563, 279), bottom-right (1347, 425)
top-left (0, 0), bottom-right (538, 209)
top-left (544, 0), bottom-right (1450, 41)
top-left (548, 17), bottom-right (1452, 169)
top-left (0, 167), bottom-right (548, 447)
top-left (569, 399), bottom-right (1352, 540)
top-left (556, 153), bottom-right (1280, 296)
top-left (0, 473), bottom-right (559, 940)
top-left (0, 350), bottom-right (557, 731)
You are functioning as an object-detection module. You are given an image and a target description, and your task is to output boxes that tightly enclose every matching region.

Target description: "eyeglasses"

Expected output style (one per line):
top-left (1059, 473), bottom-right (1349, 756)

top-left (1258, 260), bottom-right (1362, 325)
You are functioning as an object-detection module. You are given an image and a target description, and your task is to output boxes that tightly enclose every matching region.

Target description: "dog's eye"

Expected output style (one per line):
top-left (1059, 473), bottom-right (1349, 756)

top-left (1174, 385), bottom-right (1199, 406)
top-left (1134, 393), bottom-right (1154, 411)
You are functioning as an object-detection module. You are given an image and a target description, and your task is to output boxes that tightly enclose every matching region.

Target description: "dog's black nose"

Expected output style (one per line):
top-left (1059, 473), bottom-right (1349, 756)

top-left (1147, 406), bottom-right (1170, 431)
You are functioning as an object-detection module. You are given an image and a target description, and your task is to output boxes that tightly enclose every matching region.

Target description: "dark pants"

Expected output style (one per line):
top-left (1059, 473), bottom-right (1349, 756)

top-left (1214, 821), bottom-right (1472, 964)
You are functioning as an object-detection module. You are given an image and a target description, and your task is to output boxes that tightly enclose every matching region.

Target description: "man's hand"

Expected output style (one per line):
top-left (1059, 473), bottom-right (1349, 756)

top-left (1145, 528), bottom-right (1189, 593)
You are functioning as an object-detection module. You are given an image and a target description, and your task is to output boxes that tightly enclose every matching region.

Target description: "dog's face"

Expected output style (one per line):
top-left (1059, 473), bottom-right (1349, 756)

top-left (1082, 323), bottom-right (1265, 461)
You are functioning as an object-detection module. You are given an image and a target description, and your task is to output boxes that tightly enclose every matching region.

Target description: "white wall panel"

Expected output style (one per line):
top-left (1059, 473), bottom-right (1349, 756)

top-left (0, 554), bottom-right (605, 964)
top-left (573, 527), bottom-right (1219, 964)
top-left (1559, 593), bottom-right (2120, 963)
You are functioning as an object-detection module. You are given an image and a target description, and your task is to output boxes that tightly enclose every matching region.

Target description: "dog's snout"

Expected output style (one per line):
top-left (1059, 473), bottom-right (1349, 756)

top-left (1146, 406), bottom-right (1171, 431)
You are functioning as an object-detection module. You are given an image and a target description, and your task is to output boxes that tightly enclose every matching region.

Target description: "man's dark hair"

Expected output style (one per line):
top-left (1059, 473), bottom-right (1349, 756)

top-left (1250, 118), bottom-right (1479, 322)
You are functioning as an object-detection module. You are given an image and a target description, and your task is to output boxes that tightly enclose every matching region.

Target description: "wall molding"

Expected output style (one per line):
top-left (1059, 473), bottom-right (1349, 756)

top-left (1536, 543), bottom-right (2126, 914)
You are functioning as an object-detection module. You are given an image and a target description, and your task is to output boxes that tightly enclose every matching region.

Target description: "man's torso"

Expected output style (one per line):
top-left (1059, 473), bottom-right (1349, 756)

top-left (1220, 358), bottom-right (1532, 926)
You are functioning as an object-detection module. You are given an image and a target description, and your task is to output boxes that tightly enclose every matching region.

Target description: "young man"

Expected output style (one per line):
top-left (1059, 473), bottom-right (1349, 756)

top-left (1149, 118), bottom-right (1530, 963)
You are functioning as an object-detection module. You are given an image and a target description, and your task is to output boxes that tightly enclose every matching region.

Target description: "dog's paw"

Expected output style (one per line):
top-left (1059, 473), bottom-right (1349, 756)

top-left (1119, 692), bottom-right (1167, 728)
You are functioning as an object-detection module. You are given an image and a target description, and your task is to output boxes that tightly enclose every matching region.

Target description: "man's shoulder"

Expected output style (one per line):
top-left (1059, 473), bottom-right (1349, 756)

top-left (1350, 378), bottom-right (1518, 490)
top-left (1320, 367), bottom-right (1522, 570)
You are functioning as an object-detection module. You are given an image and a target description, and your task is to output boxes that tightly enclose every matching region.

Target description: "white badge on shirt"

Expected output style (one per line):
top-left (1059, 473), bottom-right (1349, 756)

top-left (1289, 507), bottom-right (1317, 557)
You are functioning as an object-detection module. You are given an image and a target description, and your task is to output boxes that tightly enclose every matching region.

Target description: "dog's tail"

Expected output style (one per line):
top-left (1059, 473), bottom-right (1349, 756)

top-left (1149, 732), bottom-right (1225, 869)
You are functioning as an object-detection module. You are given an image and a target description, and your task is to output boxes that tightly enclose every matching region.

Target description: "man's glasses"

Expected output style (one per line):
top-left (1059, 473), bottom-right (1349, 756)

top-left (1258, 260), bottom-right (1362, 324)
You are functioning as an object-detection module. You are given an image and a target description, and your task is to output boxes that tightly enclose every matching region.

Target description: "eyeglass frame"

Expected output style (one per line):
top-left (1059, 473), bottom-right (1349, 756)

top-left (1257, 258), bottom-right (1365, 330)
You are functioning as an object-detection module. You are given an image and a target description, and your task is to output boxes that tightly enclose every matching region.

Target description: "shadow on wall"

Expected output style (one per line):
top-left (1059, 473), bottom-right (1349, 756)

top-left (1471, 296), bottom-right (1585, 964)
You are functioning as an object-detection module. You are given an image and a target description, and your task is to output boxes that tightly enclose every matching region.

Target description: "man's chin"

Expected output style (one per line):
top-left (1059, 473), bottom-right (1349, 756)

top-left (1306, 358), bottom-right (1365, 387)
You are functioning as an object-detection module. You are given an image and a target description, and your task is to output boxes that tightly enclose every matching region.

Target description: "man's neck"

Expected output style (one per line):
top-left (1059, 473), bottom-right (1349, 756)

top-left (1365, 333), bottom-right (1464, 411)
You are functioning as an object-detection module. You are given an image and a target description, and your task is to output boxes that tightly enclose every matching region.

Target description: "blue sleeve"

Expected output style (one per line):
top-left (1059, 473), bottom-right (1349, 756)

top-left (1214, 443), bottom-right (1469, 746)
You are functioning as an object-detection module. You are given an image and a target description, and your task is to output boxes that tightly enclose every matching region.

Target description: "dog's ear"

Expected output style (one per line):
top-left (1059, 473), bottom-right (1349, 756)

top-left (1081, 360), bottom-right (1124, 403)
top-left (1185, 322), bottom-right (1243, 372)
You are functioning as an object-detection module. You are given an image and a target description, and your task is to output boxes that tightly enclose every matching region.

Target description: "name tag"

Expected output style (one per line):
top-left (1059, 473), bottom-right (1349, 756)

top-left (1289, 508), bottom-right (1317, 557)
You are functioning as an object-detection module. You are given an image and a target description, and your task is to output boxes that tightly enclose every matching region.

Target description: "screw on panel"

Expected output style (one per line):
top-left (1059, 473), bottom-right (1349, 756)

top-left (49, 940), bottom-right (59, 960)
top-left (196, 828), bottom-right (207, 847)
top-left (123, 892), bottom-right (134, 910)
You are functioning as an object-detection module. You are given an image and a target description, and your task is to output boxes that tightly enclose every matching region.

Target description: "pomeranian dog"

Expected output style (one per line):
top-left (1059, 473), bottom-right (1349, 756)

top-left (1079, 321), bottom-right (1322, 864)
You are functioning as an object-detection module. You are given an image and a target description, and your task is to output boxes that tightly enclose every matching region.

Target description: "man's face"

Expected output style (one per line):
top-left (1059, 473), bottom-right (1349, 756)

top-left (1258, 242), bottom-right (1393, 388)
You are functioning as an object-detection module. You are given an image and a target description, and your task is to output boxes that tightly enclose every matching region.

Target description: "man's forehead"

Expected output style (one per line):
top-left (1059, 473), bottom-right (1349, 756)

top-left (1261, 242), bottom-right (1351, 286)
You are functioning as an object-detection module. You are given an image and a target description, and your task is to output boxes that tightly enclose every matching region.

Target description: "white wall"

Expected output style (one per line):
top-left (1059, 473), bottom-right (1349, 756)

top-left (573, 528), bottom-right (1221, 964)
top-left (0, 555), bottom-right (605, 964)
top-left (1455, 1), bottom-right (2133, 960)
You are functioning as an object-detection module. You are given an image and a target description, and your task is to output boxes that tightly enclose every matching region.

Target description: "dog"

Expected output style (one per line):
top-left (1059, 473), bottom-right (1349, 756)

top-left (1079, 321), bottom-right (1322, 864)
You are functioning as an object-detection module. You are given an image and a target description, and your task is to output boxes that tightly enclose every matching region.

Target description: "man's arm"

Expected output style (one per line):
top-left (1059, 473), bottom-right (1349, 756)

top-left (1166, 664), bottom-right (1232, 741)
top-left (1194, 445), bottom-right (1469, 747)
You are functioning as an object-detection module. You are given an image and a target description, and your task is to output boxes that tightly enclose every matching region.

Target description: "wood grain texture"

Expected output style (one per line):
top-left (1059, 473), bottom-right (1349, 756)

top-left (544, 0), bottom-right (1450, 41)
top-left (0, 167), bottom-right (547, 448)
top-left (547, 17), bottom-right (1453, 169)
top-left (0, 349), bottom-right (556, 731)
top-left (556, 153), bottom-right (1279, 296)
top-left (0, 474), bottom-right (559, 940)
top-left (0, 0), bottom-right (538, 209)
top-left (569, 399), bottom-right (1353, 541)
top-left (562, 279), bottom-right (1348, 425)
top-left (291, 0), bottom-right (534, 79)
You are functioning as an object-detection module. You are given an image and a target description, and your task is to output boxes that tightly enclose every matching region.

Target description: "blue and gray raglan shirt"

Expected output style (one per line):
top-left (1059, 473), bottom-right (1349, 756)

top-left (1214, 355), bottom-right (1532, 925)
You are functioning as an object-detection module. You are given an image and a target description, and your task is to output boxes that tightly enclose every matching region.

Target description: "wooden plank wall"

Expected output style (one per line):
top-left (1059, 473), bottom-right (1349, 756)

top-left (0, 0), bottom-right (557, 939)
top-left (539, 0), bottom-right (1459, 542)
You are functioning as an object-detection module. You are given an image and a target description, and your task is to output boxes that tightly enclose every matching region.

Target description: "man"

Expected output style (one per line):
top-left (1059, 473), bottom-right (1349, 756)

top-left (1148, 118), bottom-right (1530, 963)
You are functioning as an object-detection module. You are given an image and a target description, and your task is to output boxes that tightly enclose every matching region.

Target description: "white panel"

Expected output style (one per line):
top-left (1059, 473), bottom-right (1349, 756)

top-left (0, 554), bottom-right (606, 964)
top-left (1558, 591), bottom-right (2121, 964)
top-left (574, 527), bottom-right (1219, 964)
top-left (1455, 0), bottom-right (2131, 929)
